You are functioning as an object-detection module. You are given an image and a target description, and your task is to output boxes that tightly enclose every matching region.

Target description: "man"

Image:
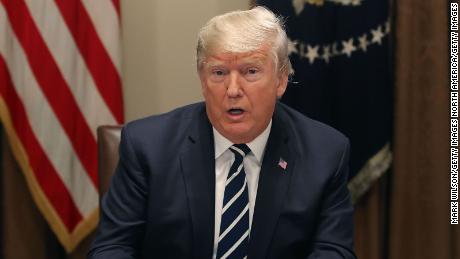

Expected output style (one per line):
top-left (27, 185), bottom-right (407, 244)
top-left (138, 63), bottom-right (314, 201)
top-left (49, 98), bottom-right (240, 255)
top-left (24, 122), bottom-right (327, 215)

top-left (89, 6), bottom-right (355, 259)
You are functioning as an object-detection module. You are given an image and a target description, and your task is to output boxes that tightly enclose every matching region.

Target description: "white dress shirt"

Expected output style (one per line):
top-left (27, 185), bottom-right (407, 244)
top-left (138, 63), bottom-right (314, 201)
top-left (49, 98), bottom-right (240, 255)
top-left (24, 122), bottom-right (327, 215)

top-left (211, 120), bottom-right (272, 259)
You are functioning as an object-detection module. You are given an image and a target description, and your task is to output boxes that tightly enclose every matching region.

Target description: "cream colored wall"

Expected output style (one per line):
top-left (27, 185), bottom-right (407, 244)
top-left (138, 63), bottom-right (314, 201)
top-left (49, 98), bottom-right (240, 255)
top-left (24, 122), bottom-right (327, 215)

top-left (121, 0), bottom-right (250, 122)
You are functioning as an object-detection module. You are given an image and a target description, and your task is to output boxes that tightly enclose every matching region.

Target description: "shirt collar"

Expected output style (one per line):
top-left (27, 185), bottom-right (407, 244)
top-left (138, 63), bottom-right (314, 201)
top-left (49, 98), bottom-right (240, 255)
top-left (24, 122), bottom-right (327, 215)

top-left (213, 120), bottom-right (272, 165)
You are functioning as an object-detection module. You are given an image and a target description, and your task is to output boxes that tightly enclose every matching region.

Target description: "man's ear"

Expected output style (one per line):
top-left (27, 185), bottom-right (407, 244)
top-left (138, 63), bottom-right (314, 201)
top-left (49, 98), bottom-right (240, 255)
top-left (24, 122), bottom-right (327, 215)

top-left (276, 72), bottom-right (288, 98)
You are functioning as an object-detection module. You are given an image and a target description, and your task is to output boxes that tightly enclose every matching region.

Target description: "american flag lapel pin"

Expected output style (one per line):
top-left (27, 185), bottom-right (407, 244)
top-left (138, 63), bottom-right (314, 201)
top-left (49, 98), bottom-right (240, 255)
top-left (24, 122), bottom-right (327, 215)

top-left (278, 157), bottom-right (287, 170)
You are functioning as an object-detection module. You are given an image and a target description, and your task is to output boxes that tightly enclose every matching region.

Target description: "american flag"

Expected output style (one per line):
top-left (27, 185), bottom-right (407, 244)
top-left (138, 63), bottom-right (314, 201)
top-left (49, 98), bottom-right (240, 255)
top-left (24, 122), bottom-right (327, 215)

top-left (0, 0), bottom-right (123, 252)
top-left (278, 157), bottom-right (288, 170)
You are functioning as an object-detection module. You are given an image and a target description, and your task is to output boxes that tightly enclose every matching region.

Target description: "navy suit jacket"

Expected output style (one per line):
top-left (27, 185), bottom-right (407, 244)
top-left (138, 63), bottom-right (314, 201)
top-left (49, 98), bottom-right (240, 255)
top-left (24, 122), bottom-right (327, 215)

top-left (89, 102), bottom-right (356, 259)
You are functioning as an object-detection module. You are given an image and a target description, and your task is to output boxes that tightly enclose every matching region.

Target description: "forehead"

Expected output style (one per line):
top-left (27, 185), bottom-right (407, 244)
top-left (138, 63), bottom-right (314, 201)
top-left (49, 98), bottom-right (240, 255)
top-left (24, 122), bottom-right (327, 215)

top-left (204, 49), bottom-right (271, 67)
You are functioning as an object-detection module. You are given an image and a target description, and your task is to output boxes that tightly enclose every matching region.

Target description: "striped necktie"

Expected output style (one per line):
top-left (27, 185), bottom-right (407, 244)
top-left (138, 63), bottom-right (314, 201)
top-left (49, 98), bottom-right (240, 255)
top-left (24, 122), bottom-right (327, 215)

top-left (217, 144), bottom-right (251, 259)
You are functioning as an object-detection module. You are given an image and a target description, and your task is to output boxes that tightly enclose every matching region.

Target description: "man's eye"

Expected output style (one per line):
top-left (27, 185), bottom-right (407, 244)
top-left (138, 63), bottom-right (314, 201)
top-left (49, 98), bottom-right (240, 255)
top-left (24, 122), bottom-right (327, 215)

top-left (212, 70), bottom-right (226, 76)
top-left (247, 68), bottom-right (258, 74)
top-left (209, 69), bottom-right (227, 82)
top-left (244, 67), bottom-right (262, 81)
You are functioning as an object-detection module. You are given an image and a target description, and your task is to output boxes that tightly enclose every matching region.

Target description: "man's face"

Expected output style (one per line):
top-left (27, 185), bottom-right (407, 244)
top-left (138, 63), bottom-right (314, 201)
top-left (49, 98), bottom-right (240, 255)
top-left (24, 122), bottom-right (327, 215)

top-left (199, 47), bottom-right (288, 144)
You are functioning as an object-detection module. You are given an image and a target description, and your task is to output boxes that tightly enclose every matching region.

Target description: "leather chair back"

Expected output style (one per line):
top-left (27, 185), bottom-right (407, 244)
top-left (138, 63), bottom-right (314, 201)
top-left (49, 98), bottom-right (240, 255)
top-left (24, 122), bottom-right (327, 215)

top-left (97, 125), bottom-right (122, 198)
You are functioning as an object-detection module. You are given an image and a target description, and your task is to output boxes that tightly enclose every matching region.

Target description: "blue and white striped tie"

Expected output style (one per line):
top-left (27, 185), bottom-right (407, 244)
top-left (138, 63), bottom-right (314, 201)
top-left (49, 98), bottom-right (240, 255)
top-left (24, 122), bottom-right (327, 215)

top-left (217, 144), bottom-right (251, 259)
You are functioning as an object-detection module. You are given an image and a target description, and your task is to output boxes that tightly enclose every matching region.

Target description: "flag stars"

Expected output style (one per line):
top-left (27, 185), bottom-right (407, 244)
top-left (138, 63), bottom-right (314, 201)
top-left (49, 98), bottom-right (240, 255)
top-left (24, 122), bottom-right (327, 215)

top-left (350, 0), bottom-right (362, 6)
top-left (292, 0), bottom-right (364, 17)
top-left (341, 38), bottom-right (356, 57)
top-left (287, 18), bottom-right (389, 63)
top-left (292, 0), bottom-right (307, 15)
top-left (322, 45), bottom-right (331, 63)
top-left (324, 0), bottom-right (362, 6)
top-left (305, 44), bottom-right (319, 64)
top-left (371, 26), bottom-right (384, 45)
top-left (358, 34), bottom-right (369, 52)
top-left (339, 0), bottom-right (353, 4)
top-left (288, 39), bottom-right (299, 55)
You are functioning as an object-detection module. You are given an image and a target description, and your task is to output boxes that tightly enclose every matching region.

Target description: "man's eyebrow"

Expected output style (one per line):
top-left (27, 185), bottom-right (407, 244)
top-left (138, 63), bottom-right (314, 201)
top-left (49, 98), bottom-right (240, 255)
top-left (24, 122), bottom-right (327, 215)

top-left (239, 56), bottom-right (267, 66)
top-left (240, 59), bottom-right (264, 66)
top-left (203, 55), bottom-right (267, 68)
top-left (203, 61), bottom-right (226, 68)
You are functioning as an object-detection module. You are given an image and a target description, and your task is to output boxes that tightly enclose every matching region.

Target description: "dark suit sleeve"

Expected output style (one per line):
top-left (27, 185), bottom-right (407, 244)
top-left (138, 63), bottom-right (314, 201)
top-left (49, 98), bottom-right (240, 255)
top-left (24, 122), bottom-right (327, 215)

top-left (307, 140), bottom-right (357, 259)
top-left (88, 126), bottom-right (148, 259)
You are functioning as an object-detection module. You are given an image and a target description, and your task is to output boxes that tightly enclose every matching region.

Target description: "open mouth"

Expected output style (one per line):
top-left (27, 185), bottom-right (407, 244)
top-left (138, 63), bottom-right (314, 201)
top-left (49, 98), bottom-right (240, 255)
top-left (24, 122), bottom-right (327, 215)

top-left (228, 108), bottom-right (244, 115)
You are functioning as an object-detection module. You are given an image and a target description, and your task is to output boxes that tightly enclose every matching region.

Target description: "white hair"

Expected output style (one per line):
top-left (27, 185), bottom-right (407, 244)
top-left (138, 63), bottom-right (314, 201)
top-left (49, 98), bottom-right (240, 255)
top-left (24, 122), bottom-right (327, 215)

top-left (196, 6), bottom-right (293, 75)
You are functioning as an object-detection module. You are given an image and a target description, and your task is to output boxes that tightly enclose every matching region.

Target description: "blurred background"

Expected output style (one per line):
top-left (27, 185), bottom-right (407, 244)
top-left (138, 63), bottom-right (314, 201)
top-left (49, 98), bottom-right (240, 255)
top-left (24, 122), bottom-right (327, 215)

top-left (0, 0), bottom-right (456, 258)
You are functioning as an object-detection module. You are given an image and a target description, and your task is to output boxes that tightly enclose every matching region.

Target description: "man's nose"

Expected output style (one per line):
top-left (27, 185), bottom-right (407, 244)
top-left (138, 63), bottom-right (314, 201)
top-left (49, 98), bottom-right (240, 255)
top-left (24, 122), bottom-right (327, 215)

top-left (226, 71), bottom-right (242, 98)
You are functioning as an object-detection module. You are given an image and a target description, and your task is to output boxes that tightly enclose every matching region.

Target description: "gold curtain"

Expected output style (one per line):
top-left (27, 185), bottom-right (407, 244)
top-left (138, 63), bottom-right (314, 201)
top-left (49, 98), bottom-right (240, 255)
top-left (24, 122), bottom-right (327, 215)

top-left (354, 179), bottom-right (388, 259)
top-left (389, 0), bottom-right (457, 258)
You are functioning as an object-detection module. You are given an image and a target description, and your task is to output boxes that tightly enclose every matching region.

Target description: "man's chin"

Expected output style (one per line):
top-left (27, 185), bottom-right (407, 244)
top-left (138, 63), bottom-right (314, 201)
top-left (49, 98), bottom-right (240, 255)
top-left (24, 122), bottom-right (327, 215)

top-left (220, 125), bottom-right (257, 143)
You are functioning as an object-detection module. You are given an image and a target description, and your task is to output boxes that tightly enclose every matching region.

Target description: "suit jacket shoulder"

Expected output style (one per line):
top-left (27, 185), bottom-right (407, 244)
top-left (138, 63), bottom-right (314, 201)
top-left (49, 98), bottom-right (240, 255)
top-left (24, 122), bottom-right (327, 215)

top-left (90, 102), bottom-right (215, 259)
top-left (274, 102), bottom-right (350, 177)
top-left (276, 102), bottom-right (349, 152)
top-left (121, 102), bottom-right (209, 172)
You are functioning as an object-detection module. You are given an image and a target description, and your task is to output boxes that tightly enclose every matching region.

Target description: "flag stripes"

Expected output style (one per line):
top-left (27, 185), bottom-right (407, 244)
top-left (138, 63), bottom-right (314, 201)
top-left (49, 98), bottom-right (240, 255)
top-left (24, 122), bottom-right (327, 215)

top-left (24, 0), bottom-right (118, 138)
top-left (81, 0), bottom-right (121, 73)
top-left (111, 0), bottom-right (120, 16)
top-left (0, 55), bottom-right (84, 230)
top-left (55, 0), bottom-right (124, 123)
top-left (0, 7), bottom-right (98, 218)
top-left (2, 0), bottom-right (100, 186)
top-left (0, 0), bottom-right (123, 252)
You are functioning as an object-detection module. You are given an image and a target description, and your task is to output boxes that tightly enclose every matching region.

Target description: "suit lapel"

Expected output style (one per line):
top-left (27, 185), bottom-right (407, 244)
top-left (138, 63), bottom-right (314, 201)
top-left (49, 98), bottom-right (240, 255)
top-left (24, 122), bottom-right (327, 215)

top-left (180, 107), bottom-right (215, 259)
top-left (249, 105), bottom-right (296, 259)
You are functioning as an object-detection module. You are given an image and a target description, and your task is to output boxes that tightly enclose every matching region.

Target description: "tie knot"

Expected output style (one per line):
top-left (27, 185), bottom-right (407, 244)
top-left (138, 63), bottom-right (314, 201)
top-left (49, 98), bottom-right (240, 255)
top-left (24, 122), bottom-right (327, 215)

top-left (230, 144), bottom-right (251, 158)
